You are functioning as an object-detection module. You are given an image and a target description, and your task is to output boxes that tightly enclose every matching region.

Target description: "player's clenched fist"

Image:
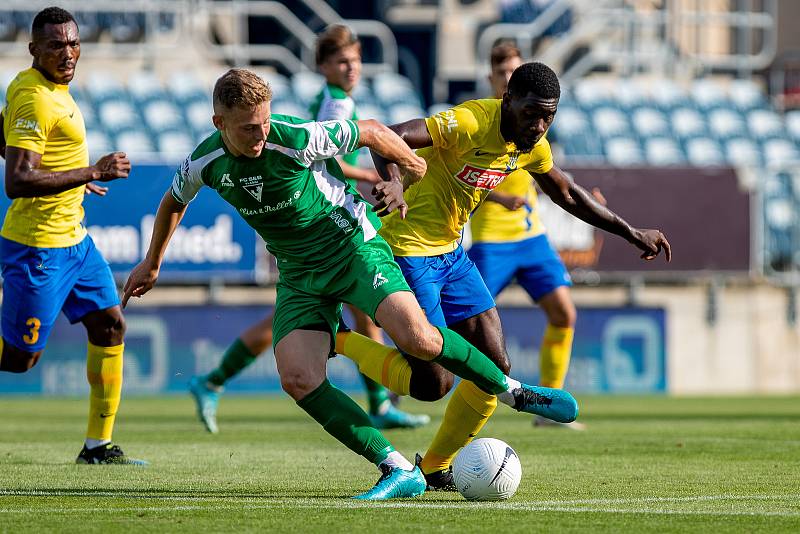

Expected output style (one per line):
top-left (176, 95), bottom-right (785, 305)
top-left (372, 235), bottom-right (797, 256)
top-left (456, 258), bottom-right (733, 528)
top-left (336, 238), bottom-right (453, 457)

top-left (92, 151), bottom-right (131, 181)
top-left (122, 259), bottom-right (160, 307)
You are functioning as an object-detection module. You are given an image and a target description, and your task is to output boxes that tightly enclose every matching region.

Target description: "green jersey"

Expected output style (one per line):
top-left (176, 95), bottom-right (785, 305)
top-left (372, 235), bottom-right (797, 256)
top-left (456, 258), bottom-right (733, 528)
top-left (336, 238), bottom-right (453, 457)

top-left (308, 83), bottom-right (360, 169)
top-left (171, 115), bottom-right (382, 271)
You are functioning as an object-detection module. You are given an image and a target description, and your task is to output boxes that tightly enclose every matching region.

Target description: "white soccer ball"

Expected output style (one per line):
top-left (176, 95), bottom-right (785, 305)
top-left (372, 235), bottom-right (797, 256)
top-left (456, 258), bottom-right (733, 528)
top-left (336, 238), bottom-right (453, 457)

top-left (452, 437), bottom-right (522, 501)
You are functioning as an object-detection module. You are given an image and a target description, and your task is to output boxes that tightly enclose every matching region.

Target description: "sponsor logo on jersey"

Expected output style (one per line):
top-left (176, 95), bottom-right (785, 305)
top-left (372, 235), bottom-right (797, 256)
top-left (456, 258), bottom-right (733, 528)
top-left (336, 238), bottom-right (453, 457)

top-left (220, 173), bottom-right (234, 187)
top-left (329, 211), bottom-right (353, 233)
top-left (440, 110), bottom-right (458, 132)
top-left (240, 175), bottom-right (264, 202)
top-left (237, 190), bottom-right (301, 216)
top-left (12, 118), bottom-right (41, 135)
top-left (373, 272), bottom-right (388, 289)
top-left (454, 165), bottom-right (508, 190)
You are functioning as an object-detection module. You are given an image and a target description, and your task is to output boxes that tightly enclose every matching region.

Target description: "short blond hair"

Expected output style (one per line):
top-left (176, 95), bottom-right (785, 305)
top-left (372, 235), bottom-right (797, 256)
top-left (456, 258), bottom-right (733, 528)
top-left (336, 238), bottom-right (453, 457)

top-left (213, 69), bottom-right (272, 111)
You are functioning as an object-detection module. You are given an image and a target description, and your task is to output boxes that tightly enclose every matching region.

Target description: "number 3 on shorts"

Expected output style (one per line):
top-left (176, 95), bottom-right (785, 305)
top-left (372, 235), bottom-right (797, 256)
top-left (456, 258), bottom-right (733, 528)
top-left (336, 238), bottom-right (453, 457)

top-left (23, 317), bottom-right (41, 345)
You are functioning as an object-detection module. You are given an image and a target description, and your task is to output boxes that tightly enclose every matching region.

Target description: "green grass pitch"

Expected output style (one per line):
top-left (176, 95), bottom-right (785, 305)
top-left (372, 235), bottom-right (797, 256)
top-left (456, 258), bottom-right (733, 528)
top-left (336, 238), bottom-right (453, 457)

top-left (1, 394), bottom-right (799, 533)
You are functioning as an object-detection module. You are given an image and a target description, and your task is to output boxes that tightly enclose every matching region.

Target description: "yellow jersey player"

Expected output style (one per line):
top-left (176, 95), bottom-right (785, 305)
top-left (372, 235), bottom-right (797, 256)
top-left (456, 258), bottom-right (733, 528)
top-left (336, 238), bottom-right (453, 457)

top-left (369, 61), bottom-right (670, 490)
top-left (0, 7), bottom-right (145, 465)
top-left (469, 42), bottom-right (588, 429)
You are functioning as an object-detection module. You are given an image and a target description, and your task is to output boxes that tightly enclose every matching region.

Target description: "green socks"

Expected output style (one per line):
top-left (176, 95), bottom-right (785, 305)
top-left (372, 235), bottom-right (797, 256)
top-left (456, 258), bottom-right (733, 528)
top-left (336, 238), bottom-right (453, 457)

top-left (297, 380), bottom-right (393, 465)
top-left (205, 338), bottom-right (258, 388)
top-left (432, 326), bottom-right (508, 395)
top-left (361, 374), bottom-right (391, 415)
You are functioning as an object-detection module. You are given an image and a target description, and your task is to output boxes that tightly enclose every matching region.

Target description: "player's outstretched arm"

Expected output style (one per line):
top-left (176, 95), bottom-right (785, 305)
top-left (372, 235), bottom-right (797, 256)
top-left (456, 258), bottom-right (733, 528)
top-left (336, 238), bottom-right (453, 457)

top-left (4, 147), bottom-right (129, 198)
top-left (534, 165), bottom-right (672, 262)
top-left (122, 190), bottom-right (188, 307)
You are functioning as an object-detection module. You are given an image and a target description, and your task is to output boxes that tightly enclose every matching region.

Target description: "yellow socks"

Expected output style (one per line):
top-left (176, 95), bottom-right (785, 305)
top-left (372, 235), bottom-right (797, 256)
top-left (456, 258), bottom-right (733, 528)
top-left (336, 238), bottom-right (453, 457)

top-left (86, 342), bottom-right (124, 443)
top-left (336, 330), bottom-right (411, 396)
top-left (420, 380), bottom-right (497, 474)
top-left (539, 325), bottom-right (574, 389)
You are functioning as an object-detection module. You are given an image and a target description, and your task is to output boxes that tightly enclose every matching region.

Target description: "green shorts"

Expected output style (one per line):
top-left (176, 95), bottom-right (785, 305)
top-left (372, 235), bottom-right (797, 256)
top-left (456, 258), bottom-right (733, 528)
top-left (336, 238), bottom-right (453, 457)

top-left (272, 236), bottom-right (411, 351)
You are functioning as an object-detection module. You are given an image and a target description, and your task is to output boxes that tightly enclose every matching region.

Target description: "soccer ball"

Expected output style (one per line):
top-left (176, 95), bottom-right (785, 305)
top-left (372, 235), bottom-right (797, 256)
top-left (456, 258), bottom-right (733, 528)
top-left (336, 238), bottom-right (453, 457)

top-left (452, 438), bottom-right (522, 501)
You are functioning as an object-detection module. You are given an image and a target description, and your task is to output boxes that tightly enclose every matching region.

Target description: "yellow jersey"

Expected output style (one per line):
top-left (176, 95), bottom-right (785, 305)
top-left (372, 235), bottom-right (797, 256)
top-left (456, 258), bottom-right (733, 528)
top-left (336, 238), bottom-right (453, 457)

top-left (2, 67), bottom-right (89, 248)
top-left (380, 99), bottom-right (553, 256)
top-left (469, 168), bottom-right (545, 243)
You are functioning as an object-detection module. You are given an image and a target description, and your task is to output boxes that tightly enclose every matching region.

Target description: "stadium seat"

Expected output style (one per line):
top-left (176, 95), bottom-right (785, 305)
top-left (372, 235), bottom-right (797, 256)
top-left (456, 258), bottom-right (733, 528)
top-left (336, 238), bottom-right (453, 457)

top-left (671, 107), bottom-right (707, 139)
top-left (83, 72), bottom-right (128, 105)
top-left (291, 71), bottom-right (325, 107)
top-left (169, 72), bottom-right (208, 104)
top-left (728, 79), bottom-right (768, 111)
top-left (551, 106), bottom-right (589, 139)
top-left (350, 80), bottom-right (376, 106)
top-left (0, 11), bottom-right (18, 41)
top-left (593, 107), bottom-right (629, 138)
top-left (685, 137), bottom-right (725, 166)
top-left (763, 138), bottom-right (800, 165)
top-left (632, 108), bottom-right (669, 138)
top-left (644, 137), bottom-right (685, 165)
top-left (143, 100), bottom-right (185, 133)
top-left (708, 108), bottom-right (745, 140)
top-left (256, 70), bottom-right (291, 101)
top-left (116, 130), bottom-right (155, 155)
top-left (604, 137), bottom-right (644, 165)
top-left (185, 100), bottom-right (214, 137)
top-left (786, 110), bottom-right (800, 142)
top-left (156, 131), bottom-right (196, 160)
top-left (271, 100), bottom-right (310, 120)
top-left (106, 12), bottom-right (145, 43)
top-left (612, 78), bottom-right (647, 110)
top-left (85, 130), bottom-right (114, 156)
top-left (372, 72), bottom-right (422, 108)
top-left (691, 79), bottom-right (728, 110)
top-left (725, 138), bottom-right (762, 166)
top-left (748, 109), bottom-right (785, 141)
top-left (73, 11), bottom-right (102, 42)
top-left (97, 100), bottom-right (141, 134)
top-left (128, 71), bottom-right (168, 105)
top-left (649, 79), bottom-right (688, 111)
top-left (355, 102), bottom-right (387, 123)
top-left (389, 103), bottom-right (426, 124)
top-left (573, 77), bottom-right (613, 109)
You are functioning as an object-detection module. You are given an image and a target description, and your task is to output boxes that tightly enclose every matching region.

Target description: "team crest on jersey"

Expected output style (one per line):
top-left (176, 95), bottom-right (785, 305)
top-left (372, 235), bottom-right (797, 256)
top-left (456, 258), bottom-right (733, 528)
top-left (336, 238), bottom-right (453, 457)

top-left (454, 165), bottom-right (508, 190)
top-left (506, 151), bottom-right (520, 172)
top-left (240, 175), bottom-right (264, 202)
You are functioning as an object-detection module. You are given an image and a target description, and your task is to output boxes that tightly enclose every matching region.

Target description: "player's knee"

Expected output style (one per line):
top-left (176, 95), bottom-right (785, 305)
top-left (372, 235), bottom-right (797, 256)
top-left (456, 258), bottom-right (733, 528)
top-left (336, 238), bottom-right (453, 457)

top-left (393, 325), bottom-right (441, 361)
top-left (0, 349), bottom-right (42, 373)
top-left (87, 310), bottom-right (126, 345)
top-left (410, 369), bottom-right (453, 401)
top-left (279, 371), bottom-right (316, 401)
top-left (549, 306), bottom-right (576, 328)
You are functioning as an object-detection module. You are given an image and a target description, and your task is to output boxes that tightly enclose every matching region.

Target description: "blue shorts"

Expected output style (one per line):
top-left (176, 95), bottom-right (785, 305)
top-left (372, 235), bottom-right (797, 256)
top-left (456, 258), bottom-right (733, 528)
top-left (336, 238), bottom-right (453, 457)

top-left (468, 234), bottom-right (572, 301)
top-left (1, 235), bottom-right (119, 351)
top-left (394, 245), bottom-right (495, 327)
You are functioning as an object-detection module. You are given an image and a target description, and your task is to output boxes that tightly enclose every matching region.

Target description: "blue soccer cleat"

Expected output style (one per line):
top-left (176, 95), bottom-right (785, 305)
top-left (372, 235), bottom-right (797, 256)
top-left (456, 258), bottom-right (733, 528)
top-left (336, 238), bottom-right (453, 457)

top-left (189, 376), bottom-right (220, 434)
top-left (352, 455), bottom-right (427, 500)
top-left (512, 384), bottom-right (579, 423)
top-left (370, 405), bottom-right (431, 430)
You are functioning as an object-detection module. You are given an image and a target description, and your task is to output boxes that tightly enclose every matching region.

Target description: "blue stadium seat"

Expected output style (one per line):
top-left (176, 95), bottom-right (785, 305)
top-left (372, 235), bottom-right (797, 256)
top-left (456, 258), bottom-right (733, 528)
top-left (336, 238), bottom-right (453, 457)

top-left (708, 108), bottom-right (745, 140)
top-left (685, 137), bottom-right (725, 166)
top-left (632, 108), bottom-right (669, 138)
top-left (143, 99), bottom-right (185, 133)
top-left (355, 102), bottom-right (387, 124)
top-left (671, 107), bottom-right (707, 140)
top-left (372, 72), bottom-right (422, 108)
top-left (763, 173), bottom-right (795, 269)
top-left (573, 77), bottom-right (613, 110)
top-left (257, 70), bottom-right (291, 101)
top-left (85, 130), bottom-right (114, 157)
top-left (185, 100), bottom-right (214, 137)
top-left (550, 106), bottom-right (589, 142)
top-left (592, 107), bottom-right (629, 139)
top-left (786, 111), bottom-right (800, 143)
top-left (350, 80), bottom-right (376, 106)
top-left (692, 79), bottom-right (729, 111)
top-left (156, 131), bottom-right (196, 160)
top-left (611, 79), bottom-right (647, 110)
top-left (650, 79), bottom-right (688, 112)
top-left (97, 100), bottom-right (141, 135)
top-left (73, 11), bottom-right (102, 42)
top-left (604, 137), bottom-right (644, 166)
top-left (728, 79), bottom-right (768, 111)
top-left (725, 137), bottom-right (762, 166)
top-left (83, 72), bottom-right (128, 105)
top-left (644, 137), bottom-right (685, 165)
top-left (105, 12), bottom-right (145, 43)
top-left (763, 138), bottom-right (800, 165)
top-left (291, 71), bottom-right (325, 107)
top-left (271, 100), bottom-right (310, 120)
top-left (748, 109), bottom-right (785, 141)
top-left (169, 72), bottom-right (208, 105)
top-left (116, 130), bottom-right (155, 155)
top-left (128, 71), bottom-right (168, 105)
top-left (389, 103), bottom-right (426, 124)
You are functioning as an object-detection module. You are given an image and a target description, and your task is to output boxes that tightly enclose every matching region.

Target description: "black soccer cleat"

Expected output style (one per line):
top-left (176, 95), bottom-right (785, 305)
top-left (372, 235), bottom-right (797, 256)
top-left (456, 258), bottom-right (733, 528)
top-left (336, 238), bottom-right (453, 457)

top-left (75, 443), bottom-right (148, 466)
top-left (424, 466), bottom-right (458, 492)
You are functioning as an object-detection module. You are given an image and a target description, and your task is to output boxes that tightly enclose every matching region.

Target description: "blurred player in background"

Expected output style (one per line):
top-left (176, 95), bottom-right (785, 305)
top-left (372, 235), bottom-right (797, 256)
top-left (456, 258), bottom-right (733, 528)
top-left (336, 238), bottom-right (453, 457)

top-left (123, 68), bottom-right (578, 499)
top-left (368, 61), bottom-right (670, 490)
top-left (0, 7), bottom-right (144, 465)
top-left (188, 24), bottom-right (428, 434)
top-left (469, 42), bottom-right (593, 430)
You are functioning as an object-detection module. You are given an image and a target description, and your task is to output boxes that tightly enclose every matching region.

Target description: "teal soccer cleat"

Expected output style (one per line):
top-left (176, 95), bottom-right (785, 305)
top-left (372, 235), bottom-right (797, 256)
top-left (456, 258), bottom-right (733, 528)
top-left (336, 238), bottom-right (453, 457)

top-left (512, 384), bottom-right (579, 423)
top-left (189, 376), bottom-right (220, 434)
top-left (370, 405), bottom-right (431, 430)
top-left (353, 456), bottom-right (427, 500)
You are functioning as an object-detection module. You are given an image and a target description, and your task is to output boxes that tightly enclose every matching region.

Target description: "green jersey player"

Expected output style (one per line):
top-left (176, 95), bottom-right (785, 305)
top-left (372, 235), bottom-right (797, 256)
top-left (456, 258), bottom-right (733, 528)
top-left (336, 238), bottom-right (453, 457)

top-left (123, 68), bottom-right (578, 500)
top-left (188, 25), bottom-right (427, 434)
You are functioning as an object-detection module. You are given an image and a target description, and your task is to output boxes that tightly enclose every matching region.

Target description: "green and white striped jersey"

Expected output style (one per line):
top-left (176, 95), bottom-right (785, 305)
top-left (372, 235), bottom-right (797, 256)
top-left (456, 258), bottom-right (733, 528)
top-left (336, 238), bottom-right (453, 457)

top-left (171, 114), bottom-right (381, 270)
top-left (308, 83), bottom-right (359, 168)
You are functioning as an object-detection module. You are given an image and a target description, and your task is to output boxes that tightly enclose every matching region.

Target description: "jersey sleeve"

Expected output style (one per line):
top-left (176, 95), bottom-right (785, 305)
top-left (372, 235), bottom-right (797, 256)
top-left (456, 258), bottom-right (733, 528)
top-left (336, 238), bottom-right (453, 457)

top-left (523, 136), bottom-right (554, 174)
top-left (4, 91), bottom-right (56, 154)
top-left (316, 95), bottom-right (355, 122)
top-left (424, 104), bottom-right (483, 153)
top-left (170, 154), bottom-right (205, 204)
top-left (301, 119), bottom-right (360, 163)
